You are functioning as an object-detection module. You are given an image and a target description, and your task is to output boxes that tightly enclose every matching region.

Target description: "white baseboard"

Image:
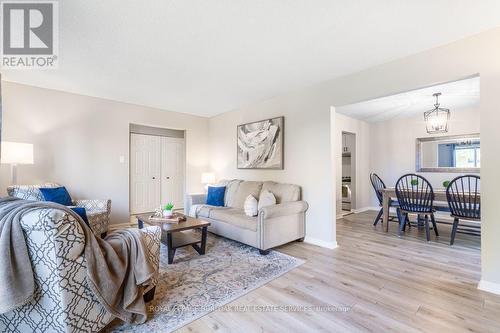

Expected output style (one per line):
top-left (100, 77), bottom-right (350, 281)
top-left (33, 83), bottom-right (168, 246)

top-left (478, 279), bottom-right (500, 295)
top-left (304, 237), bottom-right (338, 250)
top-left (353, 206), bottom-right (379, 213)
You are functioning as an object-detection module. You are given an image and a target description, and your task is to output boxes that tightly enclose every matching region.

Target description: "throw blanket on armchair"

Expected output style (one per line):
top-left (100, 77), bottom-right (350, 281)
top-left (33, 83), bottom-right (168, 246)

top-left (0, 197), bottom-right (155, 323)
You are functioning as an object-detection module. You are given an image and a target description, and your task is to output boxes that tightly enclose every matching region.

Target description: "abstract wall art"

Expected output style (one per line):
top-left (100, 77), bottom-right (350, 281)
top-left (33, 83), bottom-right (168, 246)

top-left (237, 116), bottom-right (284, 169)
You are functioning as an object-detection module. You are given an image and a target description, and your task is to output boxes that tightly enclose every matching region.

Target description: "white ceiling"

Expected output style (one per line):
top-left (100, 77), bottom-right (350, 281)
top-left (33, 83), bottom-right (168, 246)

top-left (2, 1), bottom-right (499, 117)
top-left (336, 76), bottom-right (480, 122)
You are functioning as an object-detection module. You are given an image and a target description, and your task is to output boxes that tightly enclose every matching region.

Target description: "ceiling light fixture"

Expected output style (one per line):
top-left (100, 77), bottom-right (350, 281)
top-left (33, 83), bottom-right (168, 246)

top-left (424, 92), bottom-right (450, 134)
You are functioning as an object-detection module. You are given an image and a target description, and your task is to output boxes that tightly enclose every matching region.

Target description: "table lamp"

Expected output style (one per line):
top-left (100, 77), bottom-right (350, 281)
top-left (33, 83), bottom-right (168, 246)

top-left (1, 141), bottom-right (34, 185)
top-left (201, 172), bottom-right (215, 191)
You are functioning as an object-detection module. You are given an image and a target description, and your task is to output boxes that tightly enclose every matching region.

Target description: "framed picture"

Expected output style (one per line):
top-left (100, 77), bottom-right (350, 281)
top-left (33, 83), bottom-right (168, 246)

top-left (237, 116), bottom-right (284, 169)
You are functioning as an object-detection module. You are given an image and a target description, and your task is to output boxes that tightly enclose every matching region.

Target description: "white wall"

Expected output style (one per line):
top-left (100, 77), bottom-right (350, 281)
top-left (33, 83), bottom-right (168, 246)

top-left (334, 113), bottom-right (372, 215)
top-left (0, 82), bottom-right (210, 224)
top-left (208, 28), bottom-right (500, 289)
top-left (3, 28), bottom-right (500, 290)
top-left (369, 107), bottom-right (480, 207)
top-left (209, 97), bottom-right (336, 247)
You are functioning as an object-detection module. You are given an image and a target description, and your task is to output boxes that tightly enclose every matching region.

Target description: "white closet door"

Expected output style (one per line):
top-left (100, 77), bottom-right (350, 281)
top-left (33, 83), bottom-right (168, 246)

top-left (161, 137), bottom-right (185, 209)
top-left (130, 134), bottom-right (161, 214)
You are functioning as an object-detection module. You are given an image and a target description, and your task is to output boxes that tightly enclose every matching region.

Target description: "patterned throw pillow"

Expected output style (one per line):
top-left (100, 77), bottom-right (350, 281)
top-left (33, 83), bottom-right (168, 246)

top-left (244, 195), bottom-right (258, 217)
top-left (258, 189), bottom-right (276, 210)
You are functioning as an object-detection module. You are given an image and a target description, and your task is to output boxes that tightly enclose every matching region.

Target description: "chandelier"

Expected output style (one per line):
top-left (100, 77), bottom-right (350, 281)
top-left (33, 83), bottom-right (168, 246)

top-left (424, 92), bottom-right (450, 134)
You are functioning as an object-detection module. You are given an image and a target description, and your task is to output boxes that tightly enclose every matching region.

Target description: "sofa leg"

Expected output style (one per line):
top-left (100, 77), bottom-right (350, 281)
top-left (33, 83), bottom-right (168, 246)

top-left (101, 232), bottom-right (107, 238)
top-left (143, 286), bottom-right (156, 303)
top-left (296, 237), bottom-right (305, 242)
top-left (259, 249), bottom-right (271, 255)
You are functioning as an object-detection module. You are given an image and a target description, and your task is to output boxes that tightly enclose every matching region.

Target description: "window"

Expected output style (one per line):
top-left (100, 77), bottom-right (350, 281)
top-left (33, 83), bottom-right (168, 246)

top-left (455, 146), bottom-right (480, 168)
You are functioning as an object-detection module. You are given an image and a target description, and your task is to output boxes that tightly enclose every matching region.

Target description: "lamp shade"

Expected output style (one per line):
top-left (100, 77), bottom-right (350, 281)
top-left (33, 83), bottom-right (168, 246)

top-left (201, 172), bottom-right (215, 184)
top-left (1, 142), bottom-right (34, 164)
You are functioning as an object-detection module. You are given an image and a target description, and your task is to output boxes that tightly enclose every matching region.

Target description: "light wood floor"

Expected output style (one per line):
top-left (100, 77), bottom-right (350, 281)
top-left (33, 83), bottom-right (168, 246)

top-left (177, 211), bottom-right (500, 333)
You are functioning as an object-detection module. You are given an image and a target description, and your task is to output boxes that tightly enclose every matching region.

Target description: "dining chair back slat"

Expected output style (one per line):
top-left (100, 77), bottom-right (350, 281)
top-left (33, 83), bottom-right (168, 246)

top-left (395, 174), bottom-right (434, 213)
top-left (370, 173), bottom-right (386, 206)
top-left (446, 175), bottom-right (480, 220)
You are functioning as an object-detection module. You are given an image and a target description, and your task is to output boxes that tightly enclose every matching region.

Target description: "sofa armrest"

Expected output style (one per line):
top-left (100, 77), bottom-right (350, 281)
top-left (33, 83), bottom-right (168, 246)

top-left (259, 201), bottom-right (309, 220)
top-left (185, 193), bottom-right (207, 215)
top-left (187, 193), bottom-right (207, 205)
top-left (73, 199), bottom-right (111, 215)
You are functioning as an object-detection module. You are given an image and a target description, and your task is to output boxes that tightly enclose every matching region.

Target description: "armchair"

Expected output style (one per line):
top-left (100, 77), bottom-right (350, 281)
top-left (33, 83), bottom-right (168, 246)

top-left (7, 184), bottom-right (111, 237)
top-left (0, 205), bottom-right (161, 333)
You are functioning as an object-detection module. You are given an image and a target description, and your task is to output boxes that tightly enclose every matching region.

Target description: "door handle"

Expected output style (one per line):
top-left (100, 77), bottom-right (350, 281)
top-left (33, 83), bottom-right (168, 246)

top-left (166, 177), bottom-right (170, 179)
top-left (152, 177), bottom-right (156, 180)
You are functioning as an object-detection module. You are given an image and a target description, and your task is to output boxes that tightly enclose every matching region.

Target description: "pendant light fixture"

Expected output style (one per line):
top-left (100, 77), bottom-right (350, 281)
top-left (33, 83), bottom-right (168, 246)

top-left (424, 92), bottom-right (450, 134)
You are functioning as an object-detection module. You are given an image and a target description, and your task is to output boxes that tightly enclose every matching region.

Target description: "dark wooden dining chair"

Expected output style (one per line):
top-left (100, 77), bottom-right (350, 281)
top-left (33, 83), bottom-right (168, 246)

top-left (369, 173), bottom-right (401, 226)
top-left (446, 175), bottom-right (481, 245)
top-left (395, 174), bottom-right (438, 241)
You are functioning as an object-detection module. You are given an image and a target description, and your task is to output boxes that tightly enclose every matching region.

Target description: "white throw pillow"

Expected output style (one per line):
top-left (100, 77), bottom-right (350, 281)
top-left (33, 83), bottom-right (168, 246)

top-left (244, 195), bottom-right (258, 217)
top-left (258, 189), bottom-right (276, 210)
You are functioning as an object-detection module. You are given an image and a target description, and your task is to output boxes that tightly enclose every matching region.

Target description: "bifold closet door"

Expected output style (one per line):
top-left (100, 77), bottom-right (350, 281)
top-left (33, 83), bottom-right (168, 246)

top-left (161, 137), bottom-right (185, 209)
top-left (130, 133), bottom-right (161, 214)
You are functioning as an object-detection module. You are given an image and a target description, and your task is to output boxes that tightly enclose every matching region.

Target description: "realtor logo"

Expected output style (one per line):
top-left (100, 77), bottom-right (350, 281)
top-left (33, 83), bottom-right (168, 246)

top-left (1, 1), bottom-right (58, 68)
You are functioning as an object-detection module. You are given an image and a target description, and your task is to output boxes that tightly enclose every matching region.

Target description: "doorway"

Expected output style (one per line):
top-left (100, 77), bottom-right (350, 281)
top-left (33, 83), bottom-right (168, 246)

top-left (129, 124), bottom-right (186, 215)
top-left (341, 131), bottom-right (356, 215)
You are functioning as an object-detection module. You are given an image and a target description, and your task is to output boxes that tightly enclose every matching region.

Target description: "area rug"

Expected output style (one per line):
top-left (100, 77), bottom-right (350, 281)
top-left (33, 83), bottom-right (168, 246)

top-left (105, 232), bottom-right (304, 332)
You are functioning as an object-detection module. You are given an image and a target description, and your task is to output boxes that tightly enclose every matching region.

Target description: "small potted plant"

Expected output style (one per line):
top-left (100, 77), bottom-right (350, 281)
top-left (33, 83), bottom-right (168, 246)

top-left (410, 179), bottom-right (418, 187)
top-left (442, 180), bottom-right (451, 188)
top-left (163, 203), bottom-right (174, 218)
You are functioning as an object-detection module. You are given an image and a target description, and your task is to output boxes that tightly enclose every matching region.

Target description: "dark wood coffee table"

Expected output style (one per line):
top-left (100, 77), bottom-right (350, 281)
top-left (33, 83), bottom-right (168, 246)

top-left (136, 214), bottom-right (210, 264)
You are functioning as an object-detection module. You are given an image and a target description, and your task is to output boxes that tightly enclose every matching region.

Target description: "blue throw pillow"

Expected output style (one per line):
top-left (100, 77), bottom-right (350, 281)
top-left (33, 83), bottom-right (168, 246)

top-left (39, 186), bottom-right (73, 206)
top-left (70, 207), bottom-right (90, 227)
top-left (206, 186), bottom-right (226, 207)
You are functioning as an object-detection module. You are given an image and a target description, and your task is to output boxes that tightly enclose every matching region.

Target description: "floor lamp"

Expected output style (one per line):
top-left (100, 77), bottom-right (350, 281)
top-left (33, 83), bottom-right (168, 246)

top-left (1, 141), bottom-right (34, 185)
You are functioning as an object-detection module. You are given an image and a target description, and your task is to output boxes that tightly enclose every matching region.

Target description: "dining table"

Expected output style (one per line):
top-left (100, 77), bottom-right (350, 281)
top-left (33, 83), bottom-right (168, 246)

top-left (380, 187), bottom-right (480, 232)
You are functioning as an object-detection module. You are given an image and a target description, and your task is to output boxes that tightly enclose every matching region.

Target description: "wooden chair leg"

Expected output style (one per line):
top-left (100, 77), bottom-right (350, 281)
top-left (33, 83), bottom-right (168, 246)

top-left (405, 214), bottom-right (410, 228)
top-left (424, 218), bottom-right (431, 242)
top-left (143, 286), bottom-right (156, 303)
top-left (430, 214), bottom-right (439, 237)
top-left (402, 213), bottom-right (408, 231)
top-left (373, 208), bottom-right (383, 226)
top-left (397, 209), bottom-right (405, 235)
top-left (450, 218), bottom-right (459, 245)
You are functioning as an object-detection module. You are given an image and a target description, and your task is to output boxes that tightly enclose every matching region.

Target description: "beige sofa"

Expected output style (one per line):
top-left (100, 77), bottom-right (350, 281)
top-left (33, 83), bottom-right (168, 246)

top-left (186, 180), bottom-right (308, 254)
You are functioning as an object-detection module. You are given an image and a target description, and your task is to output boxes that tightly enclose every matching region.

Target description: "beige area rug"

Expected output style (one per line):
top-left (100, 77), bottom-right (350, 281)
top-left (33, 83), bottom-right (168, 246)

top-left (105, 232), bottom-right (304, 332)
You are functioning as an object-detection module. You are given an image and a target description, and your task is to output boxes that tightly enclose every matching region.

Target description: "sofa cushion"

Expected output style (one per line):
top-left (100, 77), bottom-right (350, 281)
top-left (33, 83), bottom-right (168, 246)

top-left (215, 179), bottom-right (242, 207)
top-left (232, 181), bottom-right (263, 209)
top-left (196, 205), bottom-right (212, 218)
top-left (262, 181), bottom-right (301, 204)
top-left (192, 204), bottom-right (228, 218)
top-left (209, 208), bottom-right (258, 231)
